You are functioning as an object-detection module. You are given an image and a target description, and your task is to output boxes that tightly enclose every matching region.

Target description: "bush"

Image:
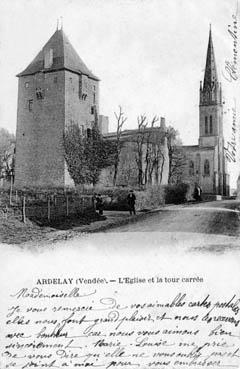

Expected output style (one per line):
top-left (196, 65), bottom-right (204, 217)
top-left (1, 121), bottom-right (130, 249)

top-left (136, 186), bottom-right (165, 211)
top-left (164, 183), bottom-right (189, 204)
top-left (75, 185), bottom-right (165, 211)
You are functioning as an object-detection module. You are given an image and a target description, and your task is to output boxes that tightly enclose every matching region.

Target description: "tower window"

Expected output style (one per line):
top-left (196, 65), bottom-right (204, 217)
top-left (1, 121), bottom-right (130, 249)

top-left (209, 115), bottom-right (213, 134)
top-left (93, 92), bottom-right (96, 104)
top-left (28, 100), bottom-right (33, 111)
top-left (91, 106), bottom-right (95, 115)
top-left (79, 76), bottom-right (82, 99)
top-left (205, 116), bottom-right (208, 134)
top-left (44, 48), bottom-right (53, 68)
top-left (36, 88), bottom-right (43, 99)
top-left (25, 82), bottom-right (29, 88)
top-left (189, 161), bottom-right (194, 176)
top-left (204, 159), bottom-right (210, 176)
top-left (54, 76), bottom-right (58, 83)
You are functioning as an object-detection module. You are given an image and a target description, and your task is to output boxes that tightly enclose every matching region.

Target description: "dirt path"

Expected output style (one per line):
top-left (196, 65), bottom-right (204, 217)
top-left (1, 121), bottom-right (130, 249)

top-left (107, 200), bottom-right (240, 236)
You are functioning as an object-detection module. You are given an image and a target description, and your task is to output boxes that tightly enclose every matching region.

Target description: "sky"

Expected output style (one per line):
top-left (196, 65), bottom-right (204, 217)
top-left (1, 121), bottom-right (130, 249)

top-left (0, 0), bottom-right (239, 186)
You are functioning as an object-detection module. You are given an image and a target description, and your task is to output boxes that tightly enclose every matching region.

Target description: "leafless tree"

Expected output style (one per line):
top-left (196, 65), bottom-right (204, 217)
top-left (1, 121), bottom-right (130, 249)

top-left (113, 106), bottom-right (127, 186)
top-left (144, 116), bottom-right (158, 185)
top-left (166, 126), bottom-right (186, 184)
top-left (135, 115), bottom-right (148, 187)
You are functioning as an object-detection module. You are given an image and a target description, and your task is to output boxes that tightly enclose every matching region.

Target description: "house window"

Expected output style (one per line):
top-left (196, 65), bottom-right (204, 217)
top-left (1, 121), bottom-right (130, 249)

top-left (80, 125), bottom-right (84, 135)
top-left (25, 82), bottom-right (29, 88)
top-left (205, 116), bottom-right (208, 134)
top-left (28, 100), bottom-right (33, 111)
top-left (189, 161), bottom-right (194, 176)
top-left (86, 128), bottom-right (92, 138)
top-left (54, 76), bottom-right (58, 83)
top-left (209, 115), bottom-right (213, 134)
top-left (204, 159), bottom-right (210, 176)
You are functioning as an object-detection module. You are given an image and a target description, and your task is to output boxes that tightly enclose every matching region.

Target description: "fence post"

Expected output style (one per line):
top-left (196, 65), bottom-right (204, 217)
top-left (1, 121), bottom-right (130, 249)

top-left (22, 196), bottom-right (26, 223)
top-left (9, 175), bottom-right (13, 206)
top-left (48, 197), bottom-right (51, 221)
top-left (15, 190), bottom-right (18, 204)
top-left (82, 197), bottom-right (85, 212)
top-left (66, 195), bottom-right (69, 216)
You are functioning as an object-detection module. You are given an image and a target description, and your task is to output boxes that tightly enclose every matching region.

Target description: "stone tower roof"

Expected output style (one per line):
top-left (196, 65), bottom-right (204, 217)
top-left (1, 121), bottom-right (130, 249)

top-left (17, 28), bottom-right (99, 81)
top-left (203, 26), bottom-right (218, 91)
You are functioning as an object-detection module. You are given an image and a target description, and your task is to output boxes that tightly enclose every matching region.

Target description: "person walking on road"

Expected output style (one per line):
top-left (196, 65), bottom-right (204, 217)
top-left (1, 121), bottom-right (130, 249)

top-left (92, 193), bottom-right (97, 211)
top-left (127, 190), bottom-right (136, 215)
top-left (193, 183), bottom-right (202, 202)
top-left (96, 194), bottom-right (104, 215)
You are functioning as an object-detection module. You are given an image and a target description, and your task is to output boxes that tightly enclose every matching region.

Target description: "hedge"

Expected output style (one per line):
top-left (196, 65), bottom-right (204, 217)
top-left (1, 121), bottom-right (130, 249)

top-left (164, 183), bottom-right (189, 204)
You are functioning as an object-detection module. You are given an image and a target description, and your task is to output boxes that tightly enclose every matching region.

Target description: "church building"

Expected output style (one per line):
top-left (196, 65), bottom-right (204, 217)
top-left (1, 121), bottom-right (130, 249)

top-left (181, 27), bottom-right (229, 196)
top-left (15, 26), bottom-right (108, 188)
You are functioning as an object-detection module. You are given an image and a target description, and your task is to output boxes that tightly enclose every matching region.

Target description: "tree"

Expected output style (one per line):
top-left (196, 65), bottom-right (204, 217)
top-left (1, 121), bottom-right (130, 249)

top-left (63, 124), bottom-right (86, 185)
top-left (113, 106), bottom-right (127, 186)
top-left (144, 116), bottom-right (158, 185)
top-left (0, 128), bottom-right (15, 180)
top-left (64, 123), bottom-right (116, 186)
top-left (166, 126), bottom-right (186, 184)
top-left (135, 115), bottom-right (148, 187)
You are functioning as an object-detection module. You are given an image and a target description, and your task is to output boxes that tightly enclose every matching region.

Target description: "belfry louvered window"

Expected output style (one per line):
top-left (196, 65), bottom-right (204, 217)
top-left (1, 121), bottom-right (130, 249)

top-left (205, 117), bottom-right (208, 134)
top-left (209, 116), bottom-right (213, 134)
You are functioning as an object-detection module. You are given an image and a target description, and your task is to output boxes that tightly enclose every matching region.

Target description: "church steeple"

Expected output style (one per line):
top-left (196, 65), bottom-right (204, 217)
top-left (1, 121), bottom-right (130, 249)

top-left (200, 26), bottom-right (222, 106)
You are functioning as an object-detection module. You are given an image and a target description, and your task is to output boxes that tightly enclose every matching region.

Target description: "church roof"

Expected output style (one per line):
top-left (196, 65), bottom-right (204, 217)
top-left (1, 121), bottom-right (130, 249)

top-left (203, 26), bottom-right (218, 90)
top-left (17, 28), bottom-right (99, 80)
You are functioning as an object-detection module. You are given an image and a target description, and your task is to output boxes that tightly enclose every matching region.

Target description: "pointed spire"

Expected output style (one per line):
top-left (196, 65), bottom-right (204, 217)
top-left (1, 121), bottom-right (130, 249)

top-left (17, 28), bottom-right (99, 80)
top-left (203, 24), bottom-right (218, 90)
top-left (200, 25), bottom-right (222, 106)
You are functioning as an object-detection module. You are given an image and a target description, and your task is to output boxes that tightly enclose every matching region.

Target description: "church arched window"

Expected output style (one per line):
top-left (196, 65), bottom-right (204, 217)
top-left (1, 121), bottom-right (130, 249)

top-left (196, 153), bottom-right (200, 174)
top-left (204, 159), bottom-right (210, 176)
top-left (86, 128), bottom-right (92, 138)
top-left (205, 116), bottom-right (208, 134)
top-left (209, 116), bottom-right (213, 134)
top-left (189, 161), bottom-right (194, 176)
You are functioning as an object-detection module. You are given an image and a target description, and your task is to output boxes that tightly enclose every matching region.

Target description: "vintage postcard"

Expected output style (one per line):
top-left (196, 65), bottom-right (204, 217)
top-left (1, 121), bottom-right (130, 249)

top-left (0, 0), bottom-right (240, 368)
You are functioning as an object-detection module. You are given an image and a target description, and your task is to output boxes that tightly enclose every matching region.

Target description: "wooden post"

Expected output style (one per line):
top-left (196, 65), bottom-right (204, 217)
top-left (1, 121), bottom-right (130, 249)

top-left (15, 190), bottom-right (18, 204)
top-left (9, 175), bottom-right (13, 206)
top-left (66, 195), bottom-right (69, 216)
top-left (48, 197), bottom-right (51, 221)
top-left (22, 196), bottom-right (26, 223)
top-left (5, 205), bottom-right (8, 220)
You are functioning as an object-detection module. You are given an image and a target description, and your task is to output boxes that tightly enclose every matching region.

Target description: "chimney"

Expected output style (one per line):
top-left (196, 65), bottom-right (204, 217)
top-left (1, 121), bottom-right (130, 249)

top-left (160, 117), bottom-right (166, 129)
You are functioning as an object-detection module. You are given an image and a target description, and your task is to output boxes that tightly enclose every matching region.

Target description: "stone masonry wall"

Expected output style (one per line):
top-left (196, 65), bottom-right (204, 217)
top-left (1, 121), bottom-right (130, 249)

top-left (15, 71), bottom-right (66, 187)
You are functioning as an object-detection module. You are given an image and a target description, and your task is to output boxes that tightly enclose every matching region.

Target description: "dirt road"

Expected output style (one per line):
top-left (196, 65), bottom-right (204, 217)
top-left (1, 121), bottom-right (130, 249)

top-left (108, 200), bottom-right (240, 236)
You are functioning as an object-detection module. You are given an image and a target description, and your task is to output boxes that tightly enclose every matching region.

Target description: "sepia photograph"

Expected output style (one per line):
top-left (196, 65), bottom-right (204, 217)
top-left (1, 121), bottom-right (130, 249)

top-left (0, 0), bottom-right (239, 248)
top-left (0, 0), bottom-right (240, 368)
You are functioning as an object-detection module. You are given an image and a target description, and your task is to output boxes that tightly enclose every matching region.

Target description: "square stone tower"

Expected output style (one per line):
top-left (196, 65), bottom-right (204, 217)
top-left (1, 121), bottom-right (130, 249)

top-left (15, 27), bottom-right (100, 188)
